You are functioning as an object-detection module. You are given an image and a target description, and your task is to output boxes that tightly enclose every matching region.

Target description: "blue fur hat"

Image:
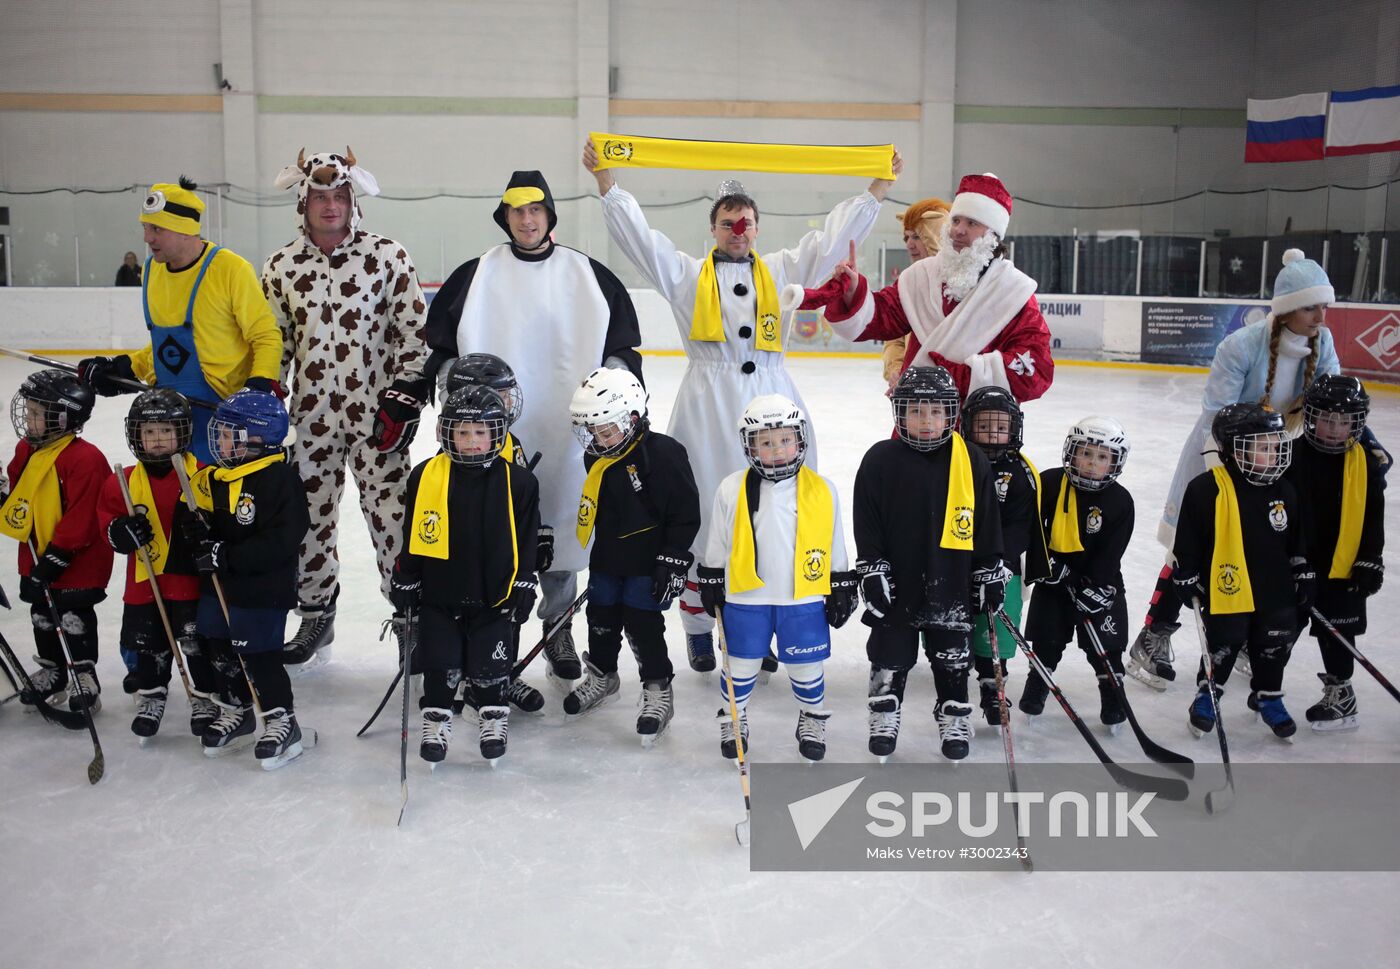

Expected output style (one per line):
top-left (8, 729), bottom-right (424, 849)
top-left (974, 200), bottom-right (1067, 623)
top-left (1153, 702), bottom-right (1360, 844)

top-left (1272, 248), bottom-right (1334, 316)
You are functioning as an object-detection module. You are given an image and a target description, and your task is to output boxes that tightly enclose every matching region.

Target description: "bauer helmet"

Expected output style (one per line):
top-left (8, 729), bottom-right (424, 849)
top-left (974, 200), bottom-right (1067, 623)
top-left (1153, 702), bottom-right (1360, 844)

top-left (1302, 374), bottom-right (1369, 455)
top-left (10, 369), bottom-right (95, 448)
top-left (445, 352), bottom-right (523, 424)
top-left (890, 366), bottom-right (959, 452)
top-left (125, 388), bottom-right (192, 466)
top-left (1063, 415), bottom-right (1130, 491)
top-left (208, 389), bottom-right (290, 469)
top-left (738, 394), bottom-right (808, 481)
top-left (961, 384), bottom-right (1023, 460)
top-left (438, 385), bottom-right (509, 466)
top-left (1212, 403), bottom-right (1290, 486)
top-left (569, 367), bottom-right (647, 457)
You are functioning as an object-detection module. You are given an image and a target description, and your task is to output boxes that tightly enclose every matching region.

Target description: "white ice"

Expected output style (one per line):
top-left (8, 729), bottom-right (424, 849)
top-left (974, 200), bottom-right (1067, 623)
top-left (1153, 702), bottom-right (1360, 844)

top-left (1, 354), bottom-right (1397, 969)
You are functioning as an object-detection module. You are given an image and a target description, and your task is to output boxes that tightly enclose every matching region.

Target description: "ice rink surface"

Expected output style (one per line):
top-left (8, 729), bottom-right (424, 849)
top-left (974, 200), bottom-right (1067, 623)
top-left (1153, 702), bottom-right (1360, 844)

top-left (1, 353), bottom-right (1397, 969)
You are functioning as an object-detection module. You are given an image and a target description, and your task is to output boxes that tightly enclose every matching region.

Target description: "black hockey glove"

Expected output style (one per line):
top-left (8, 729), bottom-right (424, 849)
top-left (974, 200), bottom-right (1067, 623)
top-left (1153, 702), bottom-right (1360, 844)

top-left (825, 570), bottom-right (859, 629)
top-left (536, 526), bottom-right (555, 574)
top-left (76, 354), bottom-right (138, 396)
top-left (1291, 556), bottom-right (1316, 614)
top-left (389, 560), bottom-right (422, 612)
top-left (856, 559), bottom-right (894, 619)
top-left (1040, 556), bottom-right (1069, 586)
top-left (194, 540), bottom-right (223, 575)
top-left (651, 550), bottom-right (693, 609)
top-left (107, 513), bottom-right (155, 555)
top-left (19, 544), bottom-right (73, 602)
top-left (506, 574), bottom-right (538, 623)
top-left (1072, 577), bottom-right (1116, 616)
top-left (1172, 565), bottom-right (1205, 603)
top-left (1350, 559), bottom-right (1384, 597)
top-left (696, 564), bottom-right (726, 618)
top-left (242, 376), bottom-right (287, 400)
top-left (369, 377), bottom-right (430, 454)
top-left (973, 563), bottom-right (1011, 615)
top-left (179, 509), bottom-right (212, 547)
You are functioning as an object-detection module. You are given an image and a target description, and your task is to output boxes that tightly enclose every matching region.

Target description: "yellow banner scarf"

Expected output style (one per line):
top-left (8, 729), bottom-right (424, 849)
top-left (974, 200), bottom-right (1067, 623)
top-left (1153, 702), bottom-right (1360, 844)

top-left (691, 248), bottom-right (782, 351)
top-left (1329, 443), bottom-right (1368, 579)
top-left (409, 454), bottom-right (519, 604)
top-left (0, 435), bottom-right (74, 550)
top-left (589, 132), bottom-right (896, 179)
top-left (213, 454), bottom-right (284, 513)
top-left (576, 436), bottom-right (641, 548)
top-left (1209, 466), bottom-right (1254, 614)
top-left (939, 434), bottom-right (977, 550)
top-left (1048, 473), bottom-right (1084, 554)
top-left (128, 453), bottom-right (202, 583)
top-left (728, 466), bottom-right (834, 599)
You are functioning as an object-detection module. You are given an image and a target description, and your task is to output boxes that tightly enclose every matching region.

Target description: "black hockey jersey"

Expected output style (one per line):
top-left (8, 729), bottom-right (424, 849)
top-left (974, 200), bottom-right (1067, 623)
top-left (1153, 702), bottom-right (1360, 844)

top-left (583, 427), bottom-right (701, 577)
top-left (1037, 467), bottom-right (1133, 593)
top-left (1285, 442), bottom-right (1384, 577)
top-left (205, 459), bottom-right (309, 610)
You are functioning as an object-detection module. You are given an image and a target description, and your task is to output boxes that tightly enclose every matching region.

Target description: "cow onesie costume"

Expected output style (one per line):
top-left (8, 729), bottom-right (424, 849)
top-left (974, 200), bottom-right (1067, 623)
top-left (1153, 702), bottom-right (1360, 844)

top-left (261, 149), bottom-right (430, 664)
top-left (424, 171), bottom-right (643, 681)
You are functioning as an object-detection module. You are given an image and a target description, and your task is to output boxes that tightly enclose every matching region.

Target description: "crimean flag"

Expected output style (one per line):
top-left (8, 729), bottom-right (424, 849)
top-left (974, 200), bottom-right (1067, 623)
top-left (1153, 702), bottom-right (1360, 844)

top-left (1326, 85), bottom-right (1400, 157)
top-left (1245, 93), bottom-right (1327, 163)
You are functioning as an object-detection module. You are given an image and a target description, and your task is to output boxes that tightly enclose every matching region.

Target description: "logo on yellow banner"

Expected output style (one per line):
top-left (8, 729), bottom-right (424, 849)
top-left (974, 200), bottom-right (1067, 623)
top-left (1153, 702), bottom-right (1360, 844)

top-left (417, 510), bottom-right (442, 546)
top-left (802, 548), bottom-right (828, 584)
top-left (1215, 563), bottom-right (1243, 597)
top-left (950, 506), bottom-right (974, 542)
top-left (603, 140), bottom-right (634, 162)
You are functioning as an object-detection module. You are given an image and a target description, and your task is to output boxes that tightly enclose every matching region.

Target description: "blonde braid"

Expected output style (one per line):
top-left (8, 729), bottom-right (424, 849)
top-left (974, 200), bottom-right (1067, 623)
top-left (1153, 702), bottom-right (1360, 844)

top-left (1260, 315), bottom-right (1284, 406)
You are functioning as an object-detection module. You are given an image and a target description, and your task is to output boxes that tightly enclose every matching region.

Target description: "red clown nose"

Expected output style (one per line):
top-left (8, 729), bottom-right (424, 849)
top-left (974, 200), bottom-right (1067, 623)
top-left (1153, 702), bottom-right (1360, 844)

top-left (729, 217), bottom-right (749, 236)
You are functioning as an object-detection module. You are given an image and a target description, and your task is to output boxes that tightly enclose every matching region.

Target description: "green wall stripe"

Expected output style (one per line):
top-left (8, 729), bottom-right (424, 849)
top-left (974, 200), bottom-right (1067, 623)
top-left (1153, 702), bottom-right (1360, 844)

top-left (257, 95), bottom-right (578, 117)
top-left (953, 105), bottom-right (1245, 127)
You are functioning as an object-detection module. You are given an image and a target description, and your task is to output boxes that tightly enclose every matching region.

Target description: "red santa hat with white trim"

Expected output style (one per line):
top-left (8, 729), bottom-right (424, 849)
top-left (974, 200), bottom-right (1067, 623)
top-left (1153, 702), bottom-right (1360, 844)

top-left (948, 172), bottom-right (1012, 238)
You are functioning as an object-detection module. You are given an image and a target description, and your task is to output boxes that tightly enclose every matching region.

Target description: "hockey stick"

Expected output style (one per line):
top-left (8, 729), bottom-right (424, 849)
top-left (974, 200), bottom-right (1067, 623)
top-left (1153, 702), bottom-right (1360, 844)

top-left (170, 455), bottom-right (265, 720)
top-left (26, 538), bottom-right (104, 783)
top-left (1309, 607), bottom-right (1400, 705)
top-left (1189, 598), bottom-right (1234, 815)
top-left (1076, 609), bottom-right (1194, 776)
top-left (716, 612), bottom-right (752, 846)
top-left (986, 626), bottom-right (1033, 872)
top-left (397, 607), bottom-right (416, 827)
top-left (0, 628), bottom-right (87, 729)
top-left (115, 463), bottom-right (196, 704)
top-left (0, 346), bottom-right (219, 409)
top-left (995, 609), bottom-right (1188, 801)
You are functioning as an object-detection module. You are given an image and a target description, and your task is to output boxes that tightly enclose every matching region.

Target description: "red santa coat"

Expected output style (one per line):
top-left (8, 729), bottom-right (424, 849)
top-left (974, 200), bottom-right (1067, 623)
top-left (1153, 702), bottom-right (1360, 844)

top-left (821, 254), bottom-right (1054, 402)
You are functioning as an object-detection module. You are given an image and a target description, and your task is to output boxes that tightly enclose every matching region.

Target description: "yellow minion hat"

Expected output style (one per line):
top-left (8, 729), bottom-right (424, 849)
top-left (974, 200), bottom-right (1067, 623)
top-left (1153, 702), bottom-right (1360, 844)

top-left (140, 177), bottom-right (204, 235)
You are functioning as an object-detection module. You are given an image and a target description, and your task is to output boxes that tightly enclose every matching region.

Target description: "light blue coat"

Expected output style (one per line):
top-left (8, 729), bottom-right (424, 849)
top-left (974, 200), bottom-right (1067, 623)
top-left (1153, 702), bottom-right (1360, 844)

top-left (1158, 318), bottom-right (1339, 546)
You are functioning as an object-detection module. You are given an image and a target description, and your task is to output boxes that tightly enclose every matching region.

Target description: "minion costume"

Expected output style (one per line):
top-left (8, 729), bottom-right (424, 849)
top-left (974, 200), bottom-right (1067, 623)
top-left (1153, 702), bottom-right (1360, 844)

top-left (81, 179), bottom-right (283, 463)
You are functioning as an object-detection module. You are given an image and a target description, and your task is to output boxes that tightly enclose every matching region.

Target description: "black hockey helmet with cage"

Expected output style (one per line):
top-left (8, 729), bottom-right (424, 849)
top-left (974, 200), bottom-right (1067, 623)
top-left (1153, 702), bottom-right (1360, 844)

top-left (445, 352), bottom-right (523, 424)
top-left (125, 388), bottom-right (192, 466)
top-left (1212, 402), bottom-right (1291, 485)
top-left (961, 385), bottom-right (1023, 460)
top-left (438, 385), bottom-right (509, 466)
top-left (10, 369), bottom-right (95, 447)
top-left (890, 365), bottom-right (959, 452)
top-left (1302, 374), bottom-right (1369, 454)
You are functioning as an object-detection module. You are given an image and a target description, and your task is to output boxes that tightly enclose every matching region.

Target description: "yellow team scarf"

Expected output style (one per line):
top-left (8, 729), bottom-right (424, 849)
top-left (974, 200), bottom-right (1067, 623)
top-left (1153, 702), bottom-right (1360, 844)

top-left (728, 466), bottom-right (834, 599)
top-left (127, 453), bottom-right (202, 583)
top-left (1209, 466), bottom-right (1255, 615)
top-left (0, 435), bottom-right (74, 550)
top-left (589, 132), bottom-right (897, 179)
top-left (939, 434), bottom-right (977, 550)
top-left (691, 249), bottom-right (782, 352)
top-left (501, 434), bottom-right (516, 465)
top-left (1329, 443), bottom-right (1368, 579)
top-left (212, 454), bottom-right (284, 515)
top-left (1021, 452), bottom-right (1051, 569)
top-left (1048, 473), bottom-right (1085, 554)
top-left (408, 453), bottom-right (519, 604)
top-left (576, 436), bottom-right (642, 548)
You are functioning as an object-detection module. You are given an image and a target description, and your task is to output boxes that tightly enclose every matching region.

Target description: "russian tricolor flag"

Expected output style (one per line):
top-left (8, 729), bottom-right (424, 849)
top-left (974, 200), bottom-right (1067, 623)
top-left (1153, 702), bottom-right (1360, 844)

top-left (1246, 93), bottom-right (1327, 162)
top-left (1326, 85), bottom-right (1400, 157)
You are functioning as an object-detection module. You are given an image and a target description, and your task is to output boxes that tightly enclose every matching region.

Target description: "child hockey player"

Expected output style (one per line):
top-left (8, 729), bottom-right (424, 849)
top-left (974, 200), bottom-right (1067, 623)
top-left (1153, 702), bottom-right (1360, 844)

top-left (391, 385), bottom-right (540, 764)
top-left (961, 386), bottom-right (1050, 727)
top-left (2, 370), bottom-right (113, 711)
top-left (1173, 402), bottom-right (1309, 740)
top-left (186, 389), bottom-right (312, 767)
top-left (852, 367), bottom-right (1005, 761)
top-left (699, 394), bottom-right (857, 762)
top-left (564, 367), bottom-right (700, 744)
top-left (1020, 417), bottom-right (1133, 733)
top-left (97, 390), bottom-right (224, 740)
top-left (444, 352), bottom-right (546, 714)
top-left (1285, 376), bottom-right (1383, 732)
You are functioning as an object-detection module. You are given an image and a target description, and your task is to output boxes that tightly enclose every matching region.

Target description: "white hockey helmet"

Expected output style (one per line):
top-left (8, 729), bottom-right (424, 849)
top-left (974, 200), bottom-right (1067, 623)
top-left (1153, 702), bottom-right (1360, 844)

top-left (1062, 415), bottom-right (1130, 491)
top-left (569, 367), bottom-right (647, 457)
top-left (738, 394), bottom-right (808, 481)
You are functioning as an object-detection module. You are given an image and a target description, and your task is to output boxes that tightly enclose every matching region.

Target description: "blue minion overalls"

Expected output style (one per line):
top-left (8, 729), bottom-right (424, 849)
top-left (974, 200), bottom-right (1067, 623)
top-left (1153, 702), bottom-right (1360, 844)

top-left (142, 246), bottom-right (224, 463)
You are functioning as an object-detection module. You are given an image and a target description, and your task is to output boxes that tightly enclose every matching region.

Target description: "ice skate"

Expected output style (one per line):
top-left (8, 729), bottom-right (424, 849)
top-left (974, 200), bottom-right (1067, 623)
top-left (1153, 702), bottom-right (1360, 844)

top-left (717, 707), bottom-right (749, 760)
top-left (283, 589), bottom-right (337, 670)
top-left (201, 700), bottom-right (256, 756)
top-left (1126, 621), bottom-right (1178, 691)
top-left (1187, 684), bottom-right (1219, 738)
top-left (256, 707), bottom-right (313, 769)
top-left (562, 655), bottom-right (620, 717)
top-left (66, 661), bottom-right (100, 714)
top-left (420, 707), bottom-right (452, 767)
top-left (795, 709), bottom-right (830, 762)
top-left (636, 679), bottom-right (675, 748)
top-left (978, 677), bottom-right (1003, 730)
top-left (543, 621), bottom-right (582, 686)
top-left (1247, 690), bottom-right (1296, 742)
top-left (21, 657), bottom-right (65, 708)
top-left (936, 700), bottom-right (974, 762)
top-left (1018, 669), bottom-right (1050, 724)
top-left (867, 694), bottom-right (901, 762)
top-left (460, 678), bottom-right (545, 717)
top-left (131, 687), bottom-right (167, 744)
top-left (686, 632), bottom-right (715, 674)
top-left (479, 705), bottom-right (509, 762)
top-left (1097, 673), bottom-right (1126, 736)
top-left (1305, 673), bottom-right (1359, 732)
top-left (189, 690), bottom-right (221, 737)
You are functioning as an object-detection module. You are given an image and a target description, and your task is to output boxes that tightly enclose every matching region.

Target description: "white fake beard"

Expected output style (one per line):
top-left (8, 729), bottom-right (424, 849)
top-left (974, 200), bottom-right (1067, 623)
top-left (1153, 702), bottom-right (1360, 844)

top-left (937, 223), bottom-right (1000, 303)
